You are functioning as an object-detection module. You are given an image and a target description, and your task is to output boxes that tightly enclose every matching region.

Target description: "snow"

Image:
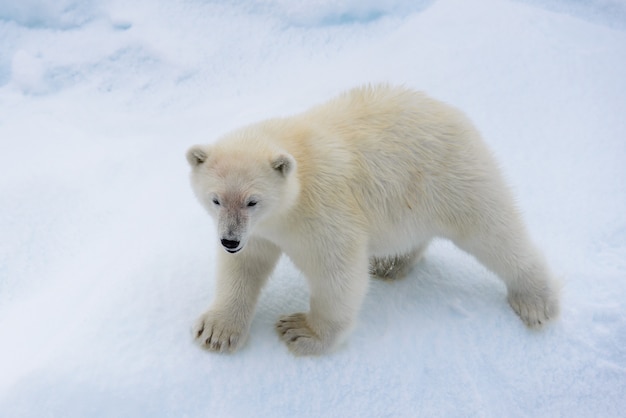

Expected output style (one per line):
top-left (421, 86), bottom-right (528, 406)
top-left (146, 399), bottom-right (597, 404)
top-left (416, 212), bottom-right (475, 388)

top-left (1, 0), bottom-right (625, 416)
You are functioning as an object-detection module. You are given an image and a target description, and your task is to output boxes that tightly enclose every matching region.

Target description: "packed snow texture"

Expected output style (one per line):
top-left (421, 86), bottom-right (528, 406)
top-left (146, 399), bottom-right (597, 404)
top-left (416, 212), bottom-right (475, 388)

top-left (1, 0), bottom-right (625, 416)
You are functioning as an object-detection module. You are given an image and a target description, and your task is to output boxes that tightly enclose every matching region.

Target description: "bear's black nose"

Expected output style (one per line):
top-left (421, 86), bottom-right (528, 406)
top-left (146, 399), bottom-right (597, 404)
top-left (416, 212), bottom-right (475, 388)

top-left (221, 239), bottom-right (240, 249)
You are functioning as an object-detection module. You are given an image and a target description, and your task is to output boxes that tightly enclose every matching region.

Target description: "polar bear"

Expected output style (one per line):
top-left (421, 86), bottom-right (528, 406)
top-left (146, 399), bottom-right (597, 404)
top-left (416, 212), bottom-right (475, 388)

top-left (186, 85), bottom-right (560, 356)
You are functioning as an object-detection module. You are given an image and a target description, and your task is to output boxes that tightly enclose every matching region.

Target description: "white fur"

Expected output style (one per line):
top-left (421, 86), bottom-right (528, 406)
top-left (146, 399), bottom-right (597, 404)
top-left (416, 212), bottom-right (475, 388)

top-left (187, 85), bottom-right (560, 356)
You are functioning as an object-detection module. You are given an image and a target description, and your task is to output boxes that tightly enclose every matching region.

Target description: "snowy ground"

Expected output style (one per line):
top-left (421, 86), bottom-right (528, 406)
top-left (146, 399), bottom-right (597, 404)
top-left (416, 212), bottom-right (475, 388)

top-left (1, 0), bottom-right (625, 416)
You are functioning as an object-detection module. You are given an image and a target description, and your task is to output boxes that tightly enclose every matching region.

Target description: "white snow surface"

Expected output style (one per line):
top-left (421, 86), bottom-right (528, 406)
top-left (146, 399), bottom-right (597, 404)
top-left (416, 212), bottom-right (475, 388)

top-left (1, 0), bottom-right (625, 416)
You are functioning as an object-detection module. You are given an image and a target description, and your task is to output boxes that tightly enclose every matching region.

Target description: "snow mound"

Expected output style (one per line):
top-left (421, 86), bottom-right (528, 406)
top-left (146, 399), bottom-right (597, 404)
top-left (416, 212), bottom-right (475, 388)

top-left (516, 0), bottom-right (626, 29)
top-left (236, 0), bottom-right (434, 26)
top-left (0, 0), bottom-right (100, 29)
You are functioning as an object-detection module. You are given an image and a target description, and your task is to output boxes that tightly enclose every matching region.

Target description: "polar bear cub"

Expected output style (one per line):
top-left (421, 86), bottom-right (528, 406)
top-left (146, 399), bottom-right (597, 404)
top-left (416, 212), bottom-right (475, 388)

top-left (186, 85), bottom-right (560, 356)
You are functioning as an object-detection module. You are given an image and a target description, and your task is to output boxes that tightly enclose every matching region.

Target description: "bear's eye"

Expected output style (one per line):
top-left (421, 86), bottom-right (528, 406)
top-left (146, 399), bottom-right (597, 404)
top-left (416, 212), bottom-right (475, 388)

top-left (247, 200), bottom-right (258, 207)
top-left (212, 198), bottom-right (220, 206)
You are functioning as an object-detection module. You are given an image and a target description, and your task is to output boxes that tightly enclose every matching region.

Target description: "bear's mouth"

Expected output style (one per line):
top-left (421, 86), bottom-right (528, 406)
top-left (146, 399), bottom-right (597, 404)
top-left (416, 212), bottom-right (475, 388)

top-left (224, 247), bottom-right (242, 254)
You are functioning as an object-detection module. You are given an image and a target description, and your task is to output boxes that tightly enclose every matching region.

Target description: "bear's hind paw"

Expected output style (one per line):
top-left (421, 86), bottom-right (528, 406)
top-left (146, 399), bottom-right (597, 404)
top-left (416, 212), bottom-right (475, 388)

top-left (508, 289), bottom-right (560, 328)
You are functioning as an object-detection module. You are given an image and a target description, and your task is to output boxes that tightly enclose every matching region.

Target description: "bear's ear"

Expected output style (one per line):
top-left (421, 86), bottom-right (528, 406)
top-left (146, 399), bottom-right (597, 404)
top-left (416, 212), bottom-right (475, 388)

top-left (271, 153), bottom-right (296, 176)
top-left (186, 145), bottom-right (209, 167)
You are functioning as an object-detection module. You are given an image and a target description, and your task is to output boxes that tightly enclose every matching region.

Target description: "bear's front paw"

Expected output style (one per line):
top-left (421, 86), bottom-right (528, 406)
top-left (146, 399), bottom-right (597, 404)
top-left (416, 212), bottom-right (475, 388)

top-left (193, 310), bottom-right (248, 353)
top-left (275, 313), bottom-right (335, 356)
top-left (508, 289), bottom-right (560, 328)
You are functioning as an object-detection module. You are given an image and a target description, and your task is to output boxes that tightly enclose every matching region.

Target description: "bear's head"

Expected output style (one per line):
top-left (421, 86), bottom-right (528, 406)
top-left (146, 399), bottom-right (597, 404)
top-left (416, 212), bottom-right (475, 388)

top-left (186, 138), bottom-right (298, 254)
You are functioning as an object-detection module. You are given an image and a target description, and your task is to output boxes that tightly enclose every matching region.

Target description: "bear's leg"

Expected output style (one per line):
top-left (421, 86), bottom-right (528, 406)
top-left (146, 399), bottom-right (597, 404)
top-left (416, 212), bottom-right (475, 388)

top-left (369, 244), bottom-right (428, 280)
top-left (453, 229), bottom-right (560, 328)
top-left (193, 238), bottom-right (281, 353)
top-left (276, 248), bottom-right (370, 356)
